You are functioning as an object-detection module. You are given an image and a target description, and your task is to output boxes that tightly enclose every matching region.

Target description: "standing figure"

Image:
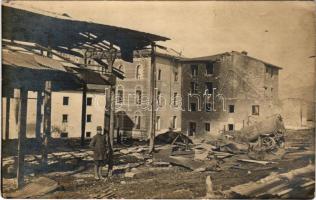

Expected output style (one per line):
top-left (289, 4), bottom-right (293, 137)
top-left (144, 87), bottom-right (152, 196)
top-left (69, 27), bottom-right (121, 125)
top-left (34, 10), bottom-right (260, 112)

top-left (89, 126), bottom-right (107, 180)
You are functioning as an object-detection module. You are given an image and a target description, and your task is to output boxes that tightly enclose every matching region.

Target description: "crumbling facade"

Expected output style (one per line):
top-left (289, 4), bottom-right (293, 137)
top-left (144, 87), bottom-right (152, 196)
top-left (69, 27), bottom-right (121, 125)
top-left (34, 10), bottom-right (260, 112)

top-left (114, 51), bottom-right (182, 139)
top-left (180, 51), bottom-right (282, 137)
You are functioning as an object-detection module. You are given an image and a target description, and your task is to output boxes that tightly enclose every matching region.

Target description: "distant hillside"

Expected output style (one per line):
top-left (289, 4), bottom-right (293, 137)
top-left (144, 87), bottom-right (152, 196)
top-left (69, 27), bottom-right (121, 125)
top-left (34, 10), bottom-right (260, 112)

top-left (280, 84), bottom-right (315, 102)
top-left (279, 72), bottom-right (315, 102)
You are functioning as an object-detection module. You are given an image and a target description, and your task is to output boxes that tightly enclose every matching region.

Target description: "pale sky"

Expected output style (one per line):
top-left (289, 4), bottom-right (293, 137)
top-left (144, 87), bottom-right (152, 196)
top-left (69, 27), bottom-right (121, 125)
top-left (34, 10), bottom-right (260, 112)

top-left (7, 1), bottom-right (316, 100)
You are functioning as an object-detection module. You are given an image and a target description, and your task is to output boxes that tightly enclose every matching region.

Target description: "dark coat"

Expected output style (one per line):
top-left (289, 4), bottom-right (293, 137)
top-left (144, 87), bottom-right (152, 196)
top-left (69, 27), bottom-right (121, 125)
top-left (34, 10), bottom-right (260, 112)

top-left (89, 133), bottom-right (107, 161)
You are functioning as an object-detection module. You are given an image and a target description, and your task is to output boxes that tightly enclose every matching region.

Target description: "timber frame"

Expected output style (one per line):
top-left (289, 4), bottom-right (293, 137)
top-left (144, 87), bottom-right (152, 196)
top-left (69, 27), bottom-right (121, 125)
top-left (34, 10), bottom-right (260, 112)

top-left (2, 3), bottom-right (169, 188)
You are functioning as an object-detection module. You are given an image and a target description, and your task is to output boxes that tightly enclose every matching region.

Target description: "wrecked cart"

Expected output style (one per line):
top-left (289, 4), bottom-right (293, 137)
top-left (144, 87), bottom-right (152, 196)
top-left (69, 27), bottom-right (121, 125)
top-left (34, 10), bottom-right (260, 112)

top-left (223, 114), bottom-right (286, 160)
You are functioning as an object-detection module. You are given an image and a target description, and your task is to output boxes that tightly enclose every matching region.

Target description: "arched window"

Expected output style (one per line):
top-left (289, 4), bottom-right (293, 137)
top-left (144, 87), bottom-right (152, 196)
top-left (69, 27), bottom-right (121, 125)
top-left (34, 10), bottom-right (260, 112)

top-left (157, 90), bottom-right (161, 106)
top-left (116, 85), bottom-right (124, 104)
top-left (135, 86), bottom-right (142, 105)
top-left (136, 65), bottom-right (142, 79)
top-left (134, 111), bottom-right (142, 130)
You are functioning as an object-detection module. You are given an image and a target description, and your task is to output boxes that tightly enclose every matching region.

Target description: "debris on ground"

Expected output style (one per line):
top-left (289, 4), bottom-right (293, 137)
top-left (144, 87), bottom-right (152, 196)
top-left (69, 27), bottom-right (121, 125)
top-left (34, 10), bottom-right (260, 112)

top-left (153, 144), bottom-right (220, 171)
top-left (205, 176), bottom-right (222, 199)
top-left (5, 177), bottom-right (62, 198)
top-left (222, 164), bottom-right (315, 198)
top-left (153, 189), bottom-right (194, 199)
top-left (221, 114), bottom-right (286, 160)
top-left (1, 124), bottom-right (314, 199)
top-left (154, 130), bottom-right (193, 145)
top-left (237, 159), bottom-right (276, 165)
top-left (218, 142), bottom-right (248, 154)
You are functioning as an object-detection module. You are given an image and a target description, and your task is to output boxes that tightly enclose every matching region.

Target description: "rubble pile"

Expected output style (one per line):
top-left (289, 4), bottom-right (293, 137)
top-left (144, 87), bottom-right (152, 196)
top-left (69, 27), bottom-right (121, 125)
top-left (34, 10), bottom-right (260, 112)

top-left (205, 164), bottom-right (315, 199)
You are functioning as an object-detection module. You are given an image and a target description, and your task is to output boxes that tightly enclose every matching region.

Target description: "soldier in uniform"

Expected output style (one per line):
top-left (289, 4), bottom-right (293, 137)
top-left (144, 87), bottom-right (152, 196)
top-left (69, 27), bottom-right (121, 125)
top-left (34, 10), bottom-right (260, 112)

top-left (89, 126), bottom-right (107, 180)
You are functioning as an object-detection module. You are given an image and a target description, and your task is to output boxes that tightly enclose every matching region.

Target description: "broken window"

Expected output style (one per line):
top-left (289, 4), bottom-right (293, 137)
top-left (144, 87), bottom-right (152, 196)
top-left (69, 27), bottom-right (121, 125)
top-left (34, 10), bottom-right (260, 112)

top-left (173, 92), bottom-right (177, 106)
top-left (206, 62), bottom-right (214, 75)
top-left (190, 103), bottom-right (197, 112)
top-left (62, 114), bottom-right (68, 123)
top-left (156, 116), bottom-right (161, 130)
top-left (190, 82), bottom-right (198, 94)
top-left (136, 65), bottom-right (142, 79)
top-left (205, 82), bottom-right (213, 94)
top-left (136, 89), bottom-right (142, 105)
top-left (189, 122), bottom-right (196, 136)
top-left (205, 103), bottom-right (212, 112)
top-left (158, 69), bottom-right (162, 80)
top-left (157, 90), bottom-right (161, 106)
top-left (63, 96), bottom-right (69, 106)
top-left (60, 132), bottom-right (68, 138)
top-left (174, 71), bottom-right (178, 82)
top-left (228, 124), bottom-right (234, 131)
top-left (191, 65), bottom-right (198, 77)
top-left (134, 115), bottom-right (141, 129)
top-left (205, 123), bottom-right (210, 132)
top-left (229, 105), bottom-right (235, 113)
top-left (265, 66), bottom-right (269, 73)
top-left (86, 114), bottom-right (92, 122)
top-left (252, 105), bottom-right (260, 115)
top-left (172, 116), bottom-right (177, 129)
top-left (117, 87), bottom-right (124, 104)
top-left (86, 97), bottom-right (92, 106)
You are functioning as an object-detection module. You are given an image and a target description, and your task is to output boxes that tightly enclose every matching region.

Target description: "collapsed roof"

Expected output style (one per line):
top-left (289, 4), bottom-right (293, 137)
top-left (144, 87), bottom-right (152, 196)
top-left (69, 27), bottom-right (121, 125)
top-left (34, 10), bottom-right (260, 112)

top-left (2, 3), bottom-right (170, 62)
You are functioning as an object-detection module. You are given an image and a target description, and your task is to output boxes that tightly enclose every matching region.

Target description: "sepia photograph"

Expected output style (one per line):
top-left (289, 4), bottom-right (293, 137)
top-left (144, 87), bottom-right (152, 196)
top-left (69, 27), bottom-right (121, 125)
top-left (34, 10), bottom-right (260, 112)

top-left (1, 1), bottom-right (315, 199)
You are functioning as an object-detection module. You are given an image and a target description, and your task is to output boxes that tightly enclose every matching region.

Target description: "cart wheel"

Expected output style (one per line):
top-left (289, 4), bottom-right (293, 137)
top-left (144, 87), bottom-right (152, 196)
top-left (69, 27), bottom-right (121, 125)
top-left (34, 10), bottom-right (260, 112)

top-left (262, 136), bottom-right (276, 151)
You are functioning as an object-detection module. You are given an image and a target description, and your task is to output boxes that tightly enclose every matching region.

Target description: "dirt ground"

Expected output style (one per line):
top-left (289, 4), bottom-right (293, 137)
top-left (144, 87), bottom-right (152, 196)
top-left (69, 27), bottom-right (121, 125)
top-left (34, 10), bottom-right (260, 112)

top-left (2, 129), bottom-right (315, 199)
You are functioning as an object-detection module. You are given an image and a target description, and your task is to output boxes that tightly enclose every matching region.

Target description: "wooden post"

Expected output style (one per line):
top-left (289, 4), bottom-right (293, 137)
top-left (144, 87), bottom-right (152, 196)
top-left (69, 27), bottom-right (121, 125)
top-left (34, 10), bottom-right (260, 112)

top-left (16, 87), bottom-right (28, 188)
top-left (81, 86), bottom-right (87, 146)
top-left (5, 90), bottom-right (11, 140)
top-left (42, 81), bottom-right (51, 166)
top-left (103, 46), bottom-right (117, 176)
top-left (109, 86), bottom-right (115, 148)
top-left (149, 43), bottom-right (157, 153)
top-left (35, 91), bottom-right (43, 140)
top-left (104, 86), bottom-right (113, 175)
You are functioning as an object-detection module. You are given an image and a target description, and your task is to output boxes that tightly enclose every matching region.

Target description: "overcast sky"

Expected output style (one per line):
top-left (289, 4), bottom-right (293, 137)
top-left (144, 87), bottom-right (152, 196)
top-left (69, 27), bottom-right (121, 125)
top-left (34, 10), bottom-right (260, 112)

top-left (9, 1), bottom-right (316, 99)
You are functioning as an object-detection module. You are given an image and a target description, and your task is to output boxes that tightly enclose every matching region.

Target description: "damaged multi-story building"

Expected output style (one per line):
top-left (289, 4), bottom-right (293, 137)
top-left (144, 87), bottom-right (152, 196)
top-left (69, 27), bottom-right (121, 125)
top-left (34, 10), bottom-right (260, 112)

top-left (180, 51), bottom-right (282, 137)
top-left (113, 50), bottom-right (182, 140)
top-left (2, 50), bottom-right (283, 140)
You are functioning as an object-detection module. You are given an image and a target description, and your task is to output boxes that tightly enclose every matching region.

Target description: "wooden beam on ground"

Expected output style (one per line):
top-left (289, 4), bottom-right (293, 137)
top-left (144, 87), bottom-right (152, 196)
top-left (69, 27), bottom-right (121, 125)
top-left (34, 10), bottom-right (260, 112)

top-left (81, 86), bottom-right (87, 146)
top-left (42, 81), bottom-right (52, 166)
top-left (16, 87), bottom-right (28, 188)
top-left (149, 43), bottom-right (157, 154)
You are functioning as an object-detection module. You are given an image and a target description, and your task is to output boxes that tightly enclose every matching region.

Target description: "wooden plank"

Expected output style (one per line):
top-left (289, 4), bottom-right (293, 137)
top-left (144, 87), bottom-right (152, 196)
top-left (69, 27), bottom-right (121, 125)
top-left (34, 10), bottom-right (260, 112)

top-left (224, 164), bottom-right (315, 198)
top-left (42, 81), bottom-right (52, 166)
top-left (17, 87), bottom-right (28, 188)
top-left (81, 86), bottom-right (87, 146)
top-left (237, 159), bottom-right (275, 165)
top-left (149, 43), bottom-right (157, 153)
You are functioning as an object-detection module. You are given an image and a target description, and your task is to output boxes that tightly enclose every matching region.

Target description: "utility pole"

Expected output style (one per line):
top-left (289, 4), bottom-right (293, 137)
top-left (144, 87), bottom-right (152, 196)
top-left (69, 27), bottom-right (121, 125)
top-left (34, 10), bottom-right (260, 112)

top-left (81, 85), bottom-right (87, 146)
top-left (149, 43), bottom-right (157, 153)
top-left (42, 81), bottom-right (51, 167)
top-left (103, 46), bottom-right (117, 176)
top-left (16, 87), bottom-right (28, 188)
